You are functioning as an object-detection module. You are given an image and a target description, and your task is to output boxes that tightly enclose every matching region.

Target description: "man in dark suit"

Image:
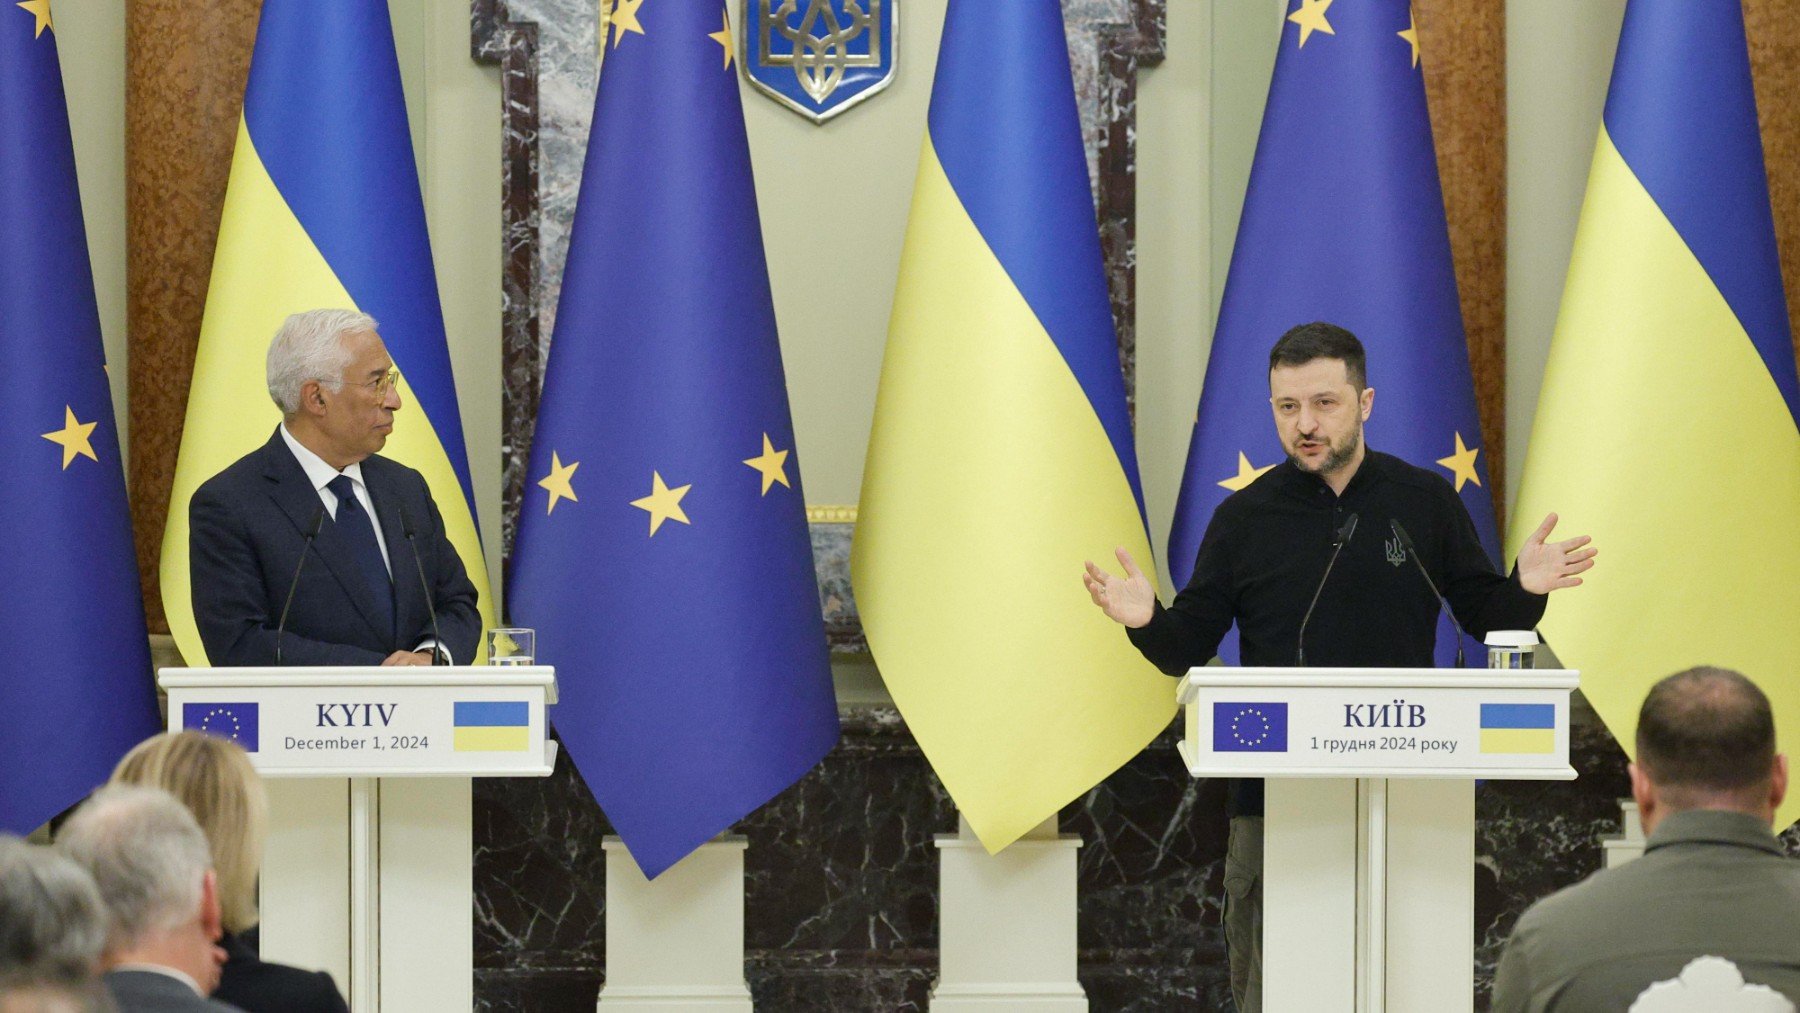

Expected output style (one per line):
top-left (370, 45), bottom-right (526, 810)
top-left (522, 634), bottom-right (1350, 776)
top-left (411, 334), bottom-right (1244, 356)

top-left (189, 309), bottom-right (479, 667)
top-left (56, 787), bottom-right (244, 1012)
top-left (1493, 667), bottom-right (1800, 1011)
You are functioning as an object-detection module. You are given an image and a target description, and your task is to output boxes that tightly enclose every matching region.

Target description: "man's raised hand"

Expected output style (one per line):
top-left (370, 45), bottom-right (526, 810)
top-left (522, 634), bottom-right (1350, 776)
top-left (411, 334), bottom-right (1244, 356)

top-left (1516, 512), bottom-right (1597, 594)
top-left (1083, 547), bottom-right (1156, 629)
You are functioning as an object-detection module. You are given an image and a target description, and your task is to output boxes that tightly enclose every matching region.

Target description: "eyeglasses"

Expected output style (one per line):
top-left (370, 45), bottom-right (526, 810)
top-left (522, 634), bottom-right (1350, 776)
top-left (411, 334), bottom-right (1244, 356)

top-left (320, 368), bottom-right (400, 399)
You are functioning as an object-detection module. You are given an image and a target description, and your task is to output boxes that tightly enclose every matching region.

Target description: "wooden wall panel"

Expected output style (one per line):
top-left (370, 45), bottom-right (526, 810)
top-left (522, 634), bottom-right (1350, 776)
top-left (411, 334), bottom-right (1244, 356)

top-left (1745, 0), bottom-right (1800, 374)
top-left (1417, 0), bottom-right (1508, 522)
top-left (126, 0), bottom-right (260, 632)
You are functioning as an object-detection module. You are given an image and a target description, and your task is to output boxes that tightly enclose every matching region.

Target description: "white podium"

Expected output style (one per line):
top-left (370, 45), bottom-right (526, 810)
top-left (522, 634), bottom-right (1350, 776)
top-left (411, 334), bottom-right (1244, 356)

top-left (1177, 666), bottom-right (1579, 1012)
top-left (159, 665), bottom-right (557, 1013)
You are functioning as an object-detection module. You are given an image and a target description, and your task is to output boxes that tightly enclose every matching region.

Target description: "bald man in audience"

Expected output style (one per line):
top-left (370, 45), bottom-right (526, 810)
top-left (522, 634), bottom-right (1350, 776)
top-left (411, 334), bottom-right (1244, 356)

top-left (1493, 667), bottom-right (1800, 1011)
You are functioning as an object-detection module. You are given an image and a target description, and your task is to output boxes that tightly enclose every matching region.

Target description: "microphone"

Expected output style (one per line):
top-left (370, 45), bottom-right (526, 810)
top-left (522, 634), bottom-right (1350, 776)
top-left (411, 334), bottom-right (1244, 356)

top-left (1389, 519), bottom-right (1468, 668)
top-left (1296, 512), bottom-right (1358, 666)
top-left (400, 508), bottom-right (444, 665)
top-left (276, 504), bottom-right (328, 667)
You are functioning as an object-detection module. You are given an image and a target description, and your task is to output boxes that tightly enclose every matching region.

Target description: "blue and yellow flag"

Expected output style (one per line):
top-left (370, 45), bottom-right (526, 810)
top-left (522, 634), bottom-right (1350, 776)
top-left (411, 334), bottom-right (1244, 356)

top-left (1168, 0), bottom-right (1495, 666)
top-left (1511, 0), bottom-right (1800, 826)
top-left (508, 2), bottom-right (839, 879)
top-left (851, 0), bottom-right (1173, 852)
top-left (160, 0), bottom-right (493, 663)
top-left (0, 2), bottom-right (160, 832)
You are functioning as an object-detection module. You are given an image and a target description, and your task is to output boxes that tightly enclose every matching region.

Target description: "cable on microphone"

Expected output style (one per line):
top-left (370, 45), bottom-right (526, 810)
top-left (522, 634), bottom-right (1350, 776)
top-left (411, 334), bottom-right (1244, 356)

top-left (1389, 519), bottom-right (1468, 668)
top-left (276, 503), bottom-right (328, 667)
top-left (1296, 512), bottom-right (1359, 666)
top-left (400, 508), bottom-right (445, 665)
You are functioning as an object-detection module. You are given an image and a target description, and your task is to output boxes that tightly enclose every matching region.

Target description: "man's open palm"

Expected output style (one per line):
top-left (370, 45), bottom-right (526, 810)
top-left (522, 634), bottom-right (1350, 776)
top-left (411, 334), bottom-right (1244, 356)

top-left (1517, 512), bottom-right (1597, 594)
top-left (1083, 548), bottom-right (1156, 628)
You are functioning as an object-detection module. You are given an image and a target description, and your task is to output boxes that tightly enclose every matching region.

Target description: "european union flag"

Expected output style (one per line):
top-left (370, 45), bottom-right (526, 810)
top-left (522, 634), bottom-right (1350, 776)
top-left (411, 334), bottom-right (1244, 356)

top-left (508, 3), bottom-right (839, 878)
top-left (0, 5), bottom-right (161, 833)
top-left (1213, 703), bottom-right (1289, 753)
top-left (184, 703), bottom-right (261, 753)
top-left (1169, 0), bottom-right (1494, 666)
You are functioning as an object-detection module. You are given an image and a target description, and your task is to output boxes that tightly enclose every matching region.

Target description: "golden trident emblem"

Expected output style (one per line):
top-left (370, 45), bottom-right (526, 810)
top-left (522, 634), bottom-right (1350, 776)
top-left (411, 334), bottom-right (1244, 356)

top-left (760, 0), bottom-right (884, 104)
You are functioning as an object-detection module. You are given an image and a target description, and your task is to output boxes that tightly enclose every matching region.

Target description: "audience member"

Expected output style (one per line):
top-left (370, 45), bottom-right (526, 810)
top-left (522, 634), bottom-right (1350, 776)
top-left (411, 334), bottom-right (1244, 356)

top-left (55, 786), bottom-right (241, 1013)
top-left (1493, 666), bottom-right (1800, 1011)
top-left (0, 836), bottom-right (107, 984)
top-left (110, 734), bottom-right (344, 1013)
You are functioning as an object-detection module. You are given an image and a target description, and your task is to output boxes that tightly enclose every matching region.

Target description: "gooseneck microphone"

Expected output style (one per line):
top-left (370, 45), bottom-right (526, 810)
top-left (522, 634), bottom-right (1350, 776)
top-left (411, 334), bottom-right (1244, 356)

top-left (1389, 519), bottom-right (1468, 668)
top-left (1296, 512), bottom-right (1359, 666)
top-left (276, 504), bottom-right (328, 667)
top-left (400, 508), bottom-right (444, 665)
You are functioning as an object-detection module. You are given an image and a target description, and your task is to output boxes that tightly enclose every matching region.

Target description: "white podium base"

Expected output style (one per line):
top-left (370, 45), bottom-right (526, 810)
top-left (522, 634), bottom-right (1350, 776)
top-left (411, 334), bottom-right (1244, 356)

top-left (598, 837), bottom-right (752, 1012)
top-left (929, 816), bottom-right (1086, 1012)
top-left (1264, 778), bottom-right (1473, 1012)
top-left (260, 777), bottom-right (472, 1012)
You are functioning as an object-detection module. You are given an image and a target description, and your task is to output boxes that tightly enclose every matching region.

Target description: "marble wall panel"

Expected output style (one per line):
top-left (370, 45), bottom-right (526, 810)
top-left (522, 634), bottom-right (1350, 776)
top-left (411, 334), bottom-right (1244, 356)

top-left (125, 0), bottom-right (261, 633)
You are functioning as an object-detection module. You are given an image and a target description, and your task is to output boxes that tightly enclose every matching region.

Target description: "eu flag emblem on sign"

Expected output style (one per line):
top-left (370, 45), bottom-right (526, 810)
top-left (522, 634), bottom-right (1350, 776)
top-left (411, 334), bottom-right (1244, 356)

top-left (1214, 703), bottom-right (1288, 753)
top-left (744, 0), bottom-right (897, 123)
top-left (184, 703), bottom-right (260, 753)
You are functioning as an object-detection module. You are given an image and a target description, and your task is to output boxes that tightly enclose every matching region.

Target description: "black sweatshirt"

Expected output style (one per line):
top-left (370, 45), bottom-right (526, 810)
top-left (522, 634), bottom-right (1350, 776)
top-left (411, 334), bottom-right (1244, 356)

top-left (1127, 450), bottom-right (1547, 815)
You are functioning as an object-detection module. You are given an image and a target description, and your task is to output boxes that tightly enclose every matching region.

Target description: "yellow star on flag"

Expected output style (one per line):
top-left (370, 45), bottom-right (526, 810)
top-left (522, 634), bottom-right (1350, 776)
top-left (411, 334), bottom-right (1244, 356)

top-left (631, 471), bottom-right (692, 536)
top-left (610, 0), bottom-right (646, 48)
top-left (1287, 0), bottom-right (1335, 48)
top-left (1436, 432), bottom-right (1482, 492)
top-left (42, 406), bottom-right (97, 469)
top-left (1217, 451), bottom-right (1276, 492)
top-left (743, 433), bottom-right (791, 495)
top-left (536, 451), bottom-right (580, 514)
top-left (17, 0), bottom-right (51, 38)
top-left (708, 8), bottom-right (734, 70)
top-left (1398, 8), bottom-right (1421, 68)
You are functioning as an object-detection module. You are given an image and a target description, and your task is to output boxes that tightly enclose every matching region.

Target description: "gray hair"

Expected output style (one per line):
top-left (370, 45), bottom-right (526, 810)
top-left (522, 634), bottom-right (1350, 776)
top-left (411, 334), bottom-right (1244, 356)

top-left (54, 787), bottom-right (213, 955)
top-left (265, 308), bottom-right (378, 414)
top-left (0, 837), bottom-right (107, 983)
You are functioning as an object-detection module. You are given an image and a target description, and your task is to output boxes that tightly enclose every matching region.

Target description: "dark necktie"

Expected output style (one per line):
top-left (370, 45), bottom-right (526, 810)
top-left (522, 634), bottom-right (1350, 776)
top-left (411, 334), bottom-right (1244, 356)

top-left (326, 475), bottom-right (395, 642)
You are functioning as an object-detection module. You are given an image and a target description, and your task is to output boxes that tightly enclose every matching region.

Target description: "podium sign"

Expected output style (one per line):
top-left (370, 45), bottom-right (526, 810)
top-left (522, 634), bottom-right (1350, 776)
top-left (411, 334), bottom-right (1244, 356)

top-left (159, 666), bottom-right (557, 778)
top-left (1177, 667), bottom-right (1578, 780)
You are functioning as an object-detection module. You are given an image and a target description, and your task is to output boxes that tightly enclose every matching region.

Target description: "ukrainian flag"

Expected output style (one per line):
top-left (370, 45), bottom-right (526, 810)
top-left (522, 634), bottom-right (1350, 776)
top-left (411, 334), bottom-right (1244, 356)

top-left (851, 0), bottom-right (1173, 852)
top-left (159, 0), bottom-right (493, 664)
top-left (1511, 1), bottom-right (1800, 825)
top-left (1479, 704), bottom-right (1556, 755)
top-left (453, 702), bottom-right (528, 753)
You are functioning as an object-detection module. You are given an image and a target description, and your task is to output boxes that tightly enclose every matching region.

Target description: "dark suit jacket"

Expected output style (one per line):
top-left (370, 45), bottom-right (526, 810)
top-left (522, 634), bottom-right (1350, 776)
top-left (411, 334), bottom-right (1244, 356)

top-left (103, 968), bottom-right (243, 1012)
top-left (1493, 809), bottom-right (1800, 1011)
top-left (212, 932), bottom-right (347, 1013)
top-left (190, 428), bottom-right (480, 667)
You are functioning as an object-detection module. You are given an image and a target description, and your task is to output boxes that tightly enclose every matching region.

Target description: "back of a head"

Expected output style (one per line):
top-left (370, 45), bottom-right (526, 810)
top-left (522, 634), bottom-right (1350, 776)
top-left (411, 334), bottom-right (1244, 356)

top-left (110, 732), bottom-right (267, 934)
top-left (0, 837), bottom-right (106, 984)
top-left (1636, 666), bottom-right (1777, 811)
top-left (52, 787), bottom-right (214, 957)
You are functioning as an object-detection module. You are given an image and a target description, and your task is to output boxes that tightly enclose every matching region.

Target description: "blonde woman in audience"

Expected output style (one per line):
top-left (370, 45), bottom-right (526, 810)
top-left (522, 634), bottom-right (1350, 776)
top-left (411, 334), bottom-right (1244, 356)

top-left (111, 734), bottom-right (346, 1013)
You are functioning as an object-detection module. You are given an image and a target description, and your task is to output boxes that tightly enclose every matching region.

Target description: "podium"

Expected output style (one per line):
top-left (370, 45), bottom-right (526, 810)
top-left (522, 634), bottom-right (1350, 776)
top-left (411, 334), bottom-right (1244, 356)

top-left (1177, 666), bottom-right (1578, 1012)
top-left (159, 666), bottom-right (557, 1012)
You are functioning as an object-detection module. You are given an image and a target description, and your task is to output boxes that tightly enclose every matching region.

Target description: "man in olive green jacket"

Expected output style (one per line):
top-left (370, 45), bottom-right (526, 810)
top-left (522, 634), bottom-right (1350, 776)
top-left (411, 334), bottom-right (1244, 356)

top-left (1493, 666), bottom-right (1800, 1012)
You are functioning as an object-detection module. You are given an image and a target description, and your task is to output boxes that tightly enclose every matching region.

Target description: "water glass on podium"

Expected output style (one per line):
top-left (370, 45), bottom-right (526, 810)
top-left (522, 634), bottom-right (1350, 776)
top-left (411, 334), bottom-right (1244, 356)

top-left (488, 627), bottom-right (535, 666)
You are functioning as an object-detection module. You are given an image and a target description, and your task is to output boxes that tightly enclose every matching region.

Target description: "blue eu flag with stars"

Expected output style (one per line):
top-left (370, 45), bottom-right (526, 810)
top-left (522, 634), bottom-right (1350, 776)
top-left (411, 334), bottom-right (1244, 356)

top-left (1169, 0), bottom-right (1496, 666)
top-left (508, 1), bottom-right (839, 879)
top-left (0, 1), bottom-right (161, 833)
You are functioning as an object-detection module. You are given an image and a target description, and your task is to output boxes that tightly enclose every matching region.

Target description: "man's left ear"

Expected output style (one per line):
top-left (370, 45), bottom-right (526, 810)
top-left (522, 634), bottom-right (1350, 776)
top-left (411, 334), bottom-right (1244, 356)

top-left (199, 869), bottom-right (223, 940)
top-left (1360, 386), bottom-right (1375, 421)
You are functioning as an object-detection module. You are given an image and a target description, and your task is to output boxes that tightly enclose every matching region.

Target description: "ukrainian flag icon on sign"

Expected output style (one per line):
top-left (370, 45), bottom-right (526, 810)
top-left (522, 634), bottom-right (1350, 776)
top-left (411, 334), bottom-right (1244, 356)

top-left (454, 702), bottom-right (529, 752)
top-left (1480, 704), bottom-right (1556, 754)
